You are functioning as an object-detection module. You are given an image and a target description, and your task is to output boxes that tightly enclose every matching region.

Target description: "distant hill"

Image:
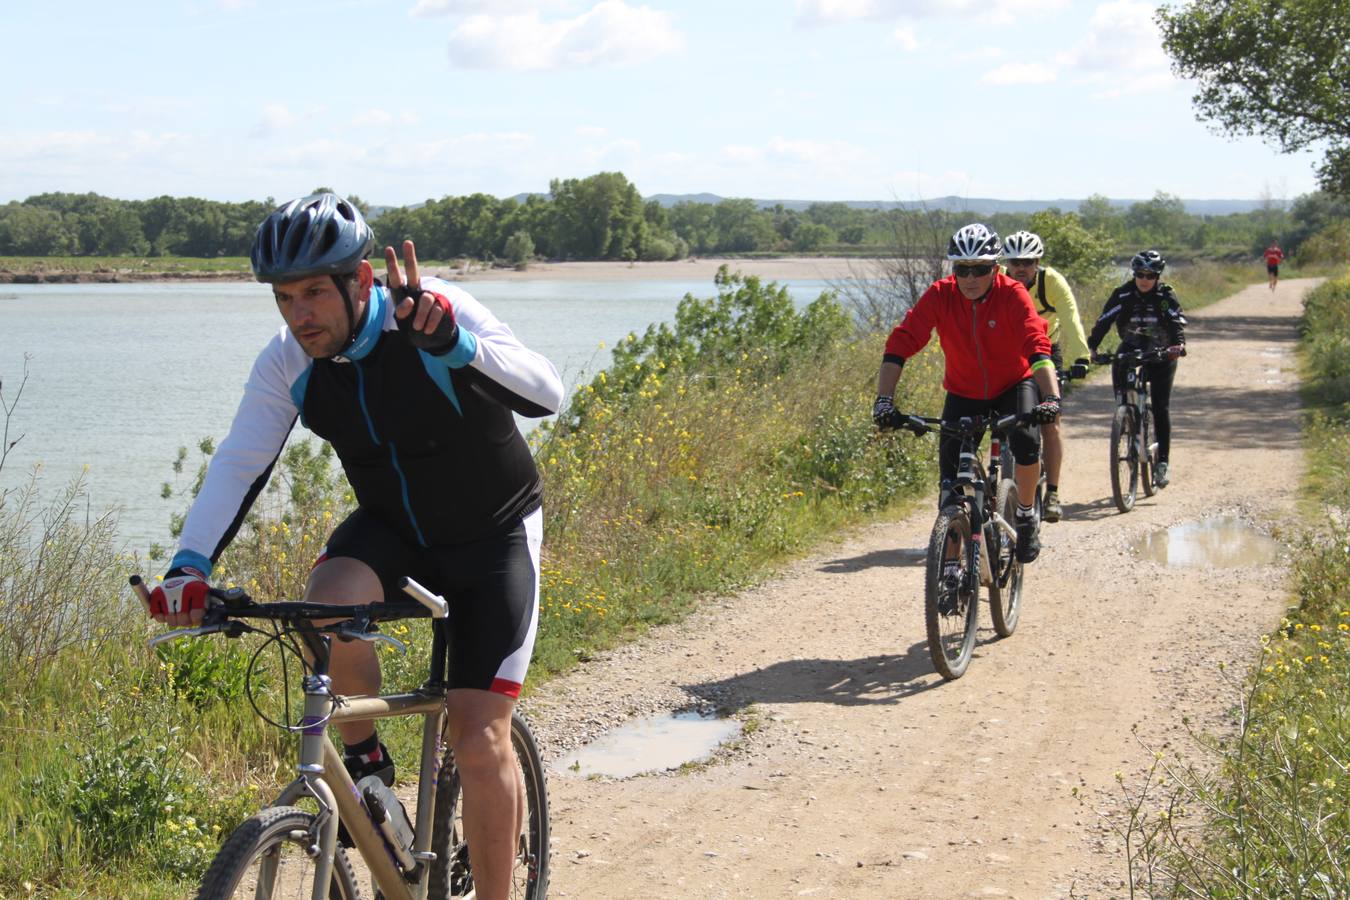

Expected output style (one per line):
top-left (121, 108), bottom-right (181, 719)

top-left (370, 193), bottom-right (1269, 218)
top-left (644, 194), bottom-right (1268, 216)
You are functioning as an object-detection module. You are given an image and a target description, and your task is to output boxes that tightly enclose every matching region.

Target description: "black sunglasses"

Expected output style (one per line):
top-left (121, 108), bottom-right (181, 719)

top-left (1133, 269), bottom-right (1159, 280)
top-left (1007, 258), bottom-right (1038, 267)
top-left (953, 263), bottom-right (995, 277)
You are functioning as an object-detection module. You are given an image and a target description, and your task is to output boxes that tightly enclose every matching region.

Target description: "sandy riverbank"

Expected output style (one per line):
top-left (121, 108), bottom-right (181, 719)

top-left (422, 256), bottom-right (870, 283)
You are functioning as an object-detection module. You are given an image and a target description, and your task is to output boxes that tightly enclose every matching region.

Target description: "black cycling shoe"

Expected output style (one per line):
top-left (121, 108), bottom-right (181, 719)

top-left (1015, 515), bottom-right (1041, 563)
top-left (1153, 461), bottom-right (1170, 488)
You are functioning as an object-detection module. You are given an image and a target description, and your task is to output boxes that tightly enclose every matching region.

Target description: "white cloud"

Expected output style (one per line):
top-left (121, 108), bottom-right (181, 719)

top-left (351, 110), bottom-right (421, 127)
top-left (575, 125), bottom-right (609, 138)
top-left (796, 0), bottom-right (1068, 25)
top-left (1056, 0), bottom-right (1176, 96)
top-left (445, 1), bottom-right (683, 69)
top-left (581, 138), bottom-right (641, 167)
top-left (251, 104), bottom-right (297, 138)
top-left (720, 137), bottom-right (870, 171)
top-left (891, 24), bottom-right (918, 51)
top-left (981, 62), bottom-right (1056, 85)
top-left (411, 0), bottom-right (568, 16)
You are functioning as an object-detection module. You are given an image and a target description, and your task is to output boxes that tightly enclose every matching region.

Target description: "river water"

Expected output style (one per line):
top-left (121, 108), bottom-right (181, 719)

top-left (0, 277), bottom-right (833, 552)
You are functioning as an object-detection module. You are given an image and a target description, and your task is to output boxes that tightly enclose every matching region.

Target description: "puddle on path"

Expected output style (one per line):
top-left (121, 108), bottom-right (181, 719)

top-left (1131, 516), bottom-right (1282, 568)
top-left (552, 711), bottom-right (741, 778)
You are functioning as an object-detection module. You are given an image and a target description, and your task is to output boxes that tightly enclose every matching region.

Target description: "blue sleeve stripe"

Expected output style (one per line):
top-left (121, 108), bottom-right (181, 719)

top-left (437, 328), bottom-right (477, 369)
top-left (420, 351), bottom-right (463, 414)
top-left (170, 549), bottom-right (214, 578)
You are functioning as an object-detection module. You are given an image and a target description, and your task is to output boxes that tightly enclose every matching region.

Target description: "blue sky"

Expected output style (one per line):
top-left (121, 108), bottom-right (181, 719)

top-left (0, 0), bottom-right (1321, 207)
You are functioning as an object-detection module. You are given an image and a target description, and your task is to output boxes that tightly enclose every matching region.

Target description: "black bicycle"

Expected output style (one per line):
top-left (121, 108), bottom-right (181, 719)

top-left (133, 575), bottom-right (550, 900)
top-left (893, 411), bottom-right (1035, 679)
top-left (1095, 347), bottom-right (1180, 513)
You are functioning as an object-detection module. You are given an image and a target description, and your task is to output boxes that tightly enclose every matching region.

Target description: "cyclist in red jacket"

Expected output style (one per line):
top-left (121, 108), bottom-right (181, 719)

top-left (873, 224), bottom-right (1061, 563)
top-left (1264, 241), bottom-right (1284, 291)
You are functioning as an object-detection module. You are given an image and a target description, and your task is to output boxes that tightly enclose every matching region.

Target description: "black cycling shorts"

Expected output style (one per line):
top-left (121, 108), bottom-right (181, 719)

top-left (1267, 263), bottom-right (1279, 275)
top-left (315, 506), bottom-right (542, 697)
top-left (938, 380), bottom-right (1040, 506)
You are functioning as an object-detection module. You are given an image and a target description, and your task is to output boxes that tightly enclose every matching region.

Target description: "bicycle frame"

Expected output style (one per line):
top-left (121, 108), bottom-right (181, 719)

top-left (138, 577), bottom-right (453, 900)
top-left (275, 655), bottom-right (447, 900)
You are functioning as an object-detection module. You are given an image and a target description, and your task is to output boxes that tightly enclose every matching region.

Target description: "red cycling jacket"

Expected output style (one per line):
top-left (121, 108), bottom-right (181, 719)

top-left (884, 272), bottom-right (1052, 400)
top-left (1264, 247), bottom-right (1284, 265)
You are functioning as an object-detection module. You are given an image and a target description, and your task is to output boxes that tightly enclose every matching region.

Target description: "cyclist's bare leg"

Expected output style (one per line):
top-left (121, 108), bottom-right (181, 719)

top-left (304, 557), bottom-right (383, 745)
top-left (1014, 462), bottom-right (1040, 513)
top-left (1042, 419), bottom-right (1063, 488)
top-left (446, 688), bottom-right (519, 900)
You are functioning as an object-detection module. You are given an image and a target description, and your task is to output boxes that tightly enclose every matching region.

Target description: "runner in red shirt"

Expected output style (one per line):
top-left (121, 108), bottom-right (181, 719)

top-left (1264, 241), bottom-right (1284, 291)
top-left (872, 223), bottom-right (1060, 563)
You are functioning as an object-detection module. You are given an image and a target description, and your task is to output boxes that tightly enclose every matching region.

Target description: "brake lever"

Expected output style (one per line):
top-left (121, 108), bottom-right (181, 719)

top-left (148, 623), bottom-right (229, 649)
top-left (333, 629), bottom-right (408, 655)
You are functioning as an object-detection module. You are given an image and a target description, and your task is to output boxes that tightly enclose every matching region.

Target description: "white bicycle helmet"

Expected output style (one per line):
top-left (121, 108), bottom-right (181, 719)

top-left (1002, 230), bottom-right (1045, 259)
top-left (947, 223), bottom-right (1001, 261)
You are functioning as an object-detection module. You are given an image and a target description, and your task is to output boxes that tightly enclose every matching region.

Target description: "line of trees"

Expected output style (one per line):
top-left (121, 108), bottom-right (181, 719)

top-left (2, 173), bottom-right (1346, 263)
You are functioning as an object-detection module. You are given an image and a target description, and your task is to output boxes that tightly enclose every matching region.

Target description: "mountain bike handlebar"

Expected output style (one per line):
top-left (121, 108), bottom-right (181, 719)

top-left (890, 410), bottom-right (1034, 438)
top-left (130, 574), bottom-right (449, 650)
top-left (1091, 346), bottom-right (1186, 366)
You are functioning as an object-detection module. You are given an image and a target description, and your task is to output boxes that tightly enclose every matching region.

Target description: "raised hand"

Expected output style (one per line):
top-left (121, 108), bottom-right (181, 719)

top-left (385, 239), bottom-right (459, 353)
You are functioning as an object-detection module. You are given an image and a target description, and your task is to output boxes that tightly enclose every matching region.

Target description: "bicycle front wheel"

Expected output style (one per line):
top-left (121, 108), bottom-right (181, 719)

top-left (196, 806), bottom-right (360, 900)
top-left (430, 710), bottom-right (550, 900)
top-left (924, 505), bottom-right (979, 679)
top-left (1109, 405), bottom-right (1138, 513)
top-left (1140, 405), bottom-right (1157, 497)
top-left (989, 479), bottom-right (1023, 638)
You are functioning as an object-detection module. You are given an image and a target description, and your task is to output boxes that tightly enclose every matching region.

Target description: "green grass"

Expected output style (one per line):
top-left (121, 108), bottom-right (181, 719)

top-left (0, 255), bottom-right (254, 276)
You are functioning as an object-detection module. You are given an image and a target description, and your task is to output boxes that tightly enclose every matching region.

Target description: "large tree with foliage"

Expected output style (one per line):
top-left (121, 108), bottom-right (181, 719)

top-left (1157, 0), bottom-right (1350, 195)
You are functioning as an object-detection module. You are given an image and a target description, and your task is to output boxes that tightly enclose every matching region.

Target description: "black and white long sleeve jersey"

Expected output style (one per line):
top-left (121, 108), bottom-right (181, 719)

top-left (1087, 281), bottom-right (1187, 352)
top-left (170, 278), bottom-right (564, 577)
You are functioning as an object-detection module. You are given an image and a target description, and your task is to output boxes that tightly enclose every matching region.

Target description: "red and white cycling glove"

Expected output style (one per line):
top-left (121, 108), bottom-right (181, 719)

top-left (149, 566), bottom-right (209, 622)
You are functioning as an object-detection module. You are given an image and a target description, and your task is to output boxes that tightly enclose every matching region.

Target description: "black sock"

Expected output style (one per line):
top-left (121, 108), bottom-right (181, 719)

top-left (343, 732), bottom-right (382, 764)
top-left (1047, 483), bottom-right (1058, 494)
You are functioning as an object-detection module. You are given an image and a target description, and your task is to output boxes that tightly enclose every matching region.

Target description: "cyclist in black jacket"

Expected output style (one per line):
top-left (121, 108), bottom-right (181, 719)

top-left (1087, 250), bottom-right (1186, 487)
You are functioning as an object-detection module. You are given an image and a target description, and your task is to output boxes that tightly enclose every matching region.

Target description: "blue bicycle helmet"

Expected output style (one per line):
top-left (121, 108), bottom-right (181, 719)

top-left (251, 193), bottom-right (375, 284)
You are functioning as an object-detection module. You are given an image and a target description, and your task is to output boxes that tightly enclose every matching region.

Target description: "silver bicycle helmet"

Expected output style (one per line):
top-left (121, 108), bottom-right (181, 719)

top-left (251, 193), bottom-right (375, 284)
top-left (1002, 230), bottom-right (1045, 259)
top-left (947, 223), bottom-right (1001, 261)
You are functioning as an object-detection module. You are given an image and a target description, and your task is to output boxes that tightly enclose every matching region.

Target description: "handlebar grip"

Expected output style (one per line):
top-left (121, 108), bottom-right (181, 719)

top-left (398, 576), bottom-right (449, 619)
top-left (129, 574), bottom-right (153, 615)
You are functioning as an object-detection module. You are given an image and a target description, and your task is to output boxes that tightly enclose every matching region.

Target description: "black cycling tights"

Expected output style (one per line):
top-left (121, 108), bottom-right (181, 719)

top-left (938, 380), bottom-right (1040, 505)
top-left (1113, 359), bottom-right (1178, 462)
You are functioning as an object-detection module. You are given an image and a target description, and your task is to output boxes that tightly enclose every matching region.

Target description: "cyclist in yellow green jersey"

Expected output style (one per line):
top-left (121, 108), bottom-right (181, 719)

top-left (1000, 231), bottom-right (1090, 523)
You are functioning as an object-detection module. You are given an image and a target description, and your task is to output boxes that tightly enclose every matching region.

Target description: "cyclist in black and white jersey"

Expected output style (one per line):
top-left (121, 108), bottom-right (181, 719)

top-left (1087, 250), bottom-right (1186, 487)
top-left (146, 193), bottom-right (563, 900)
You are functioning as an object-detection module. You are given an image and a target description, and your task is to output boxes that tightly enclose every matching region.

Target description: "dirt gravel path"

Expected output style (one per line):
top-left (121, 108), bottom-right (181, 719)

top-left (520, 277), bottom-right (1317, 899)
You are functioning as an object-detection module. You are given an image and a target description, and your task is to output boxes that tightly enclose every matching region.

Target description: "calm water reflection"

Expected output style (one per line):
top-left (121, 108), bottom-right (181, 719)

top-left (0, 277), bottom-right (832, 550)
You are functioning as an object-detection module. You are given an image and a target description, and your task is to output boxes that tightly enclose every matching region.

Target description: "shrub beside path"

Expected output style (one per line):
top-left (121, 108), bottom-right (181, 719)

top-left (520, 278), bottom-right (1318, 898)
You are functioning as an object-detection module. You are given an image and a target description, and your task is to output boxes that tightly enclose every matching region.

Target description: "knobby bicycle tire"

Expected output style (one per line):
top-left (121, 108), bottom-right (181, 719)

top-left (196, 806), bottom-right (361, 900)
top-left (1109, 405), bottom-right (1138, 514)
top-left (989, 479), bottom-right (1023, 638)
top-left (1140, 405), bottom-right (1157, 497)
top-left (429, 710), bottom-right (551, 899)
top-left (924, 505), bottom-right (979, 680)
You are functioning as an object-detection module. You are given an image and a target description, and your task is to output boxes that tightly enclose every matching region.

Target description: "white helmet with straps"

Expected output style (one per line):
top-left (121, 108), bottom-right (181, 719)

top-left (1002, 230), bottom-right (1045, 259)
top-left (946, 223), bottom-right (1001, 261)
